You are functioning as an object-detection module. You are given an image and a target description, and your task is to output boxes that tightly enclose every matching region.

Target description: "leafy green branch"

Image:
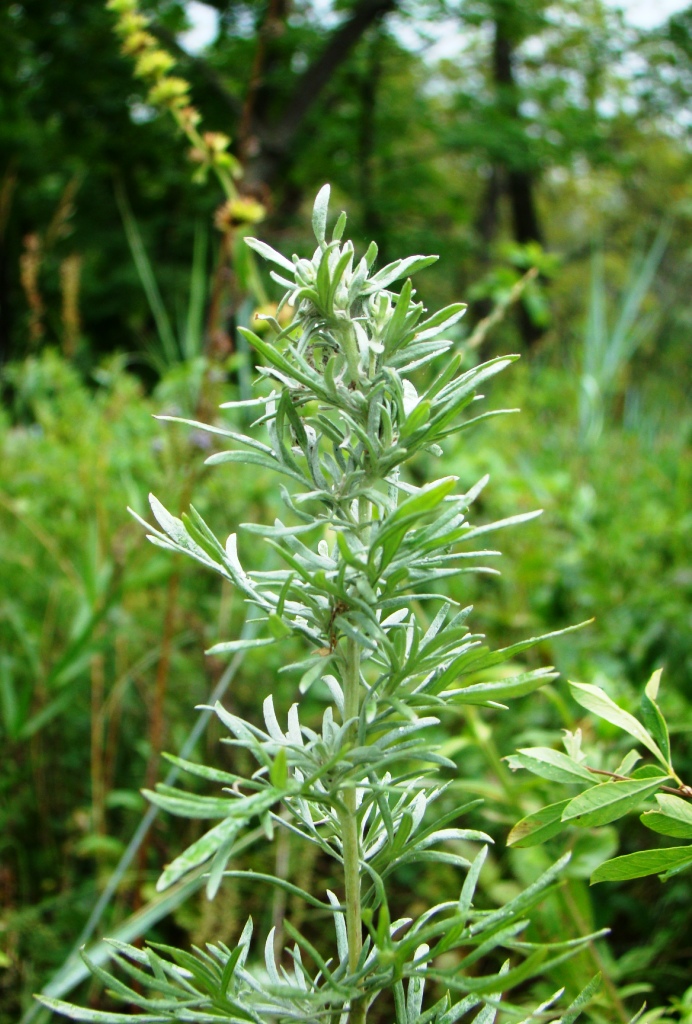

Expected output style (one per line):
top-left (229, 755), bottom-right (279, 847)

top-left (508, 670), bottom-right (692, 883)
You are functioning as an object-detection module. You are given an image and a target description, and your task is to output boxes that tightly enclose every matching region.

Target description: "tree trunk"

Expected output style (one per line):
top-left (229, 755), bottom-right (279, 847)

top-left (169, 0), bottom-right (400, 202)
top-left (358, 31), bottom-right (384, 247)
top-left (492, 7), bottom-right (544, 346)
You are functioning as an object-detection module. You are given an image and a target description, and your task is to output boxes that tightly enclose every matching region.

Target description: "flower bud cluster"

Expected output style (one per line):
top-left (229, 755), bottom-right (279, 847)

top-left (106, 0), bottom-right (261, 214)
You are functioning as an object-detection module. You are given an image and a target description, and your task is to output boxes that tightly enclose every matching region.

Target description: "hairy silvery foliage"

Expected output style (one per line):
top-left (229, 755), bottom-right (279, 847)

top-left (42, 187), bottom-right (605, 1024)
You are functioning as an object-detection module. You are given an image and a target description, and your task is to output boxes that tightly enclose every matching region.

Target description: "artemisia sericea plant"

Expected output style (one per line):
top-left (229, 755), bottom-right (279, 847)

top-left (41, 188), bottom-right (606, 1024)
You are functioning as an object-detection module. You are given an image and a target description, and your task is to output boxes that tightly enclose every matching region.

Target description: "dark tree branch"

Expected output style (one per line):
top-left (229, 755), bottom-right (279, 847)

top-left (237, 0), bottom-right (290, 164)
top-left (358, 31), bottom-right (384, 246)
top-left (242, 0), bottom-right (399, 187)
top-left (491, 9), bottom-right (545, 346)
top-left (492, 20), bottom-right (543, 246)
top-left (272, 0), bottom-right (397, 151)
top-left (151, 0), bottom-right (399, 193)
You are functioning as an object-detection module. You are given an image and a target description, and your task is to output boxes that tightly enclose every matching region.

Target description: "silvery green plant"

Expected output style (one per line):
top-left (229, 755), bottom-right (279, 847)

top-left (42, 187), bottom-right (604, 1024)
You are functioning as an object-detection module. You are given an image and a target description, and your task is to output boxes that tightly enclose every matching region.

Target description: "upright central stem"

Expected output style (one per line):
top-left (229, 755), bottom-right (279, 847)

top-left (339, 489), bottom-right (371, 1024)
top-left (341, 635), bottom-right (366, 1024)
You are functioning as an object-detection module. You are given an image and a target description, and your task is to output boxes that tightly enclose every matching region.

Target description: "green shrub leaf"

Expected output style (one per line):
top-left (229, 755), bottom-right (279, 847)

top-left (562, 778), bottom-right (666, 828)
top-left (569, 682), bottom-right (666, 766)
top-left (508, 800), bottom-right (572, 848)
top-left (591, 846), bottom-right (692, 883)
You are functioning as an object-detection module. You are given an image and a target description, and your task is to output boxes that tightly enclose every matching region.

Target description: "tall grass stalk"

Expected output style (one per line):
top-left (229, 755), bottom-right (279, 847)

top-left (579, 222), bottom-right (670, 447)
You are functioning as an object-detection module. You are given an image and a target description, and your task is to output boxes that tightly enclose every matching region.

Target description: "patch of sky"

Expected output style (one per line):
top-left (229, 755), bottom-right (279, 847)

top-left (621, 0), bottom-right (690, 27)
top-left (178, 0), bottom-right (691, 84)
top-left (182, 0), bottom-right (691, 61)
top-left (179, 1), bottom-right (219, 54)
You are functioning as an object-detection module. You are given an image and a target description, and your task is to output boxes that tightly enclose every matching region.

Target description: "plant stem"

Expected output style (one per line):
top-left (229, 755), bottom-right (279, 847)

top-left (90, 650), bottom-right (106, 837)
top-left (340, 634), bottom-right (366, 1024)
top-left (586, 764), bottom-right (692, 798)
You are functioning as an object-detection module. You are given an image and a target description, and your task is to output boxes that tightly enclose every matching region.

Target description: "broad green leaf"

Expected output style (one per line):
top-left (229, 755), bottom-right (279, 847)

top-left (569, 682), bottom-right (666, 766)
top-left (614, 749), bottom-right (641, 777)
top-left (511, 747), bottom-right (595, 784)
top-left (631, 764), bottom-right (669, 779)
top-left (641, 812), bottom-right (692, 839)
top-left (645, 667), bottom-right (663, 700)
top-left (591, 846), bottom-right (692, 883)
top-left (655, 793), bottom-right (692, 822)
top-left (641, 795), bottom-right (692, 838)
top-left (507, 800), bottom-right (572, 848)
top-left (562, 778), bottom-right (666, 828)
top-left (640, 668), bottom-right (670, 765)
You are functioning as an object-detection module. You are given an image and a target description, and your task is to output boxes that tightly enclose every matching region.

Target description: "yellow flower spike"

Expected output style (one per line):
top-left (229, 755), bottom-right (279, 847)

top-left (135, 49), bottom-right (176, 79)
top-left (106, 0), bottom-right (138, 12)
top-left (214, 197), bottom-right (266, 231)
top-left (113, 12), bottom-right (149, 35)
top-left (212, 152), bottom-right (238, 172)
top-left (191, 165), bottom-right (210, 185)
top-left (203, 131), bottom-right (231, 154)
top-left (106, 0), bottom-right (239, 194)
top-left (148, 77), bottom-right (191, 108)
top-left (121, 30), bottom-right (157, 56)
top-left (178, 105), bottom-right (202, 131)
top-left (213, 200), bottom-right (232, 230)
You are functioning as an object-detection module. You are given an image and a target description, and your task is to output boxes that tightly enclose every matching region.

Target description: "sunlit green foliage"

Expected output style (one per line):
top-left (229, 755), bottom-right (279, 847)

top-left (2, 0), bottom-right (692, 1020)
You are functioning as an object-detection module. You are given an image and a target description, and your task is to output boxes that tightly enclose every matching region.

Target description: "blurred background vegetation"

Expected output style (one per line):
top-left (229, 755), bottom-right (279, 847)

top-left (1, 0), bottom-right (691, 1020)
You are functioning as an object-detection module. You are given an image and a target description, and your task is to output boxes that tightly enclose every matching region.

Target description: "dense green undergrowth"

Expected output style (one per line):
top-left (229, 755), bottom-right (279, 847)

top-left (1, 348), bottom-right (691, 1021)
